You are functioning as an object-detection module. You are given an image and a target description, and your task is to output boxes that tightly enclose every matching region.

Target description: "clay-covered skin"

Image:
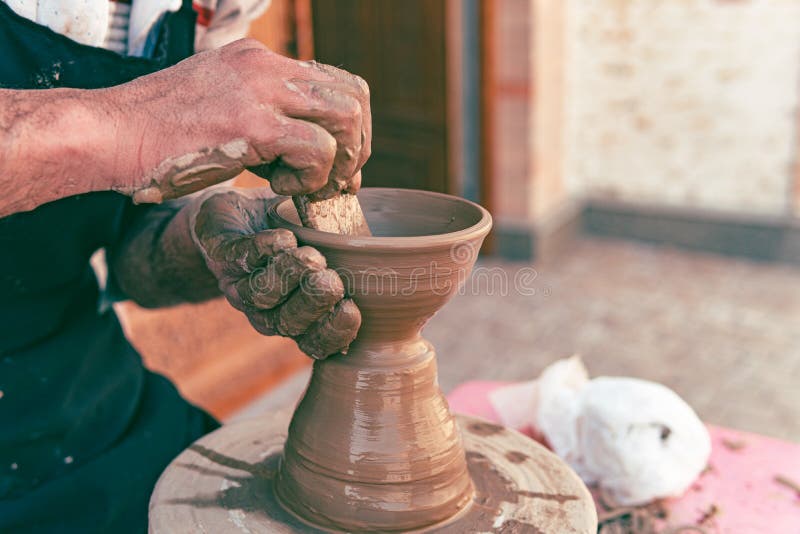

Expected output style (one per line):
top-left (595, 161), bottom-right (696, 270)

top-left (296, 299), bottom-right (362, 359)
top-left (110, 186), bottom-right (360, 359)
top-left (268, 188), bottom-right (493, 531)
top-left (112, 39), bottom-right (372, 205)
top-left (192, 189), bottom-right (361, 359)
top-left (0, 39), bottom-right (370, 218)
top-left (128, 139), bottom-right (253, 204)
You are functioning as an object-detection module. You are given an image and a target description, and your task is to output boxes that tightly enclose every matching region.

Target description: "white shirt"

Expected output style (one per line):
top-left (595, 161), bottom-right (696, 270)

top-left (1, 0), bottom-right (270, 56)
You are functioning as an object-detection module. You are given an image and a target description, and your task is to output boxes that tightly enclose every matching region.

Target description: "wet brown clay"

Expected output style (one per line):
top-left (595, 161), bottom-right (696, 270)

top-left (292, 193), bottom-right (372, 236)
top-left (266, 188), bottom-right (492, 532)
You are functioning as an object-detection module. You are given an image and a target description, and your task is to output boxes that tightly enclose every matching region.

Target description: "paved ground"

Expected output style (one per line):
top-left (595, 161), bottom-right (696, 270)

top-left (237, 238), bottom-right (800, 442)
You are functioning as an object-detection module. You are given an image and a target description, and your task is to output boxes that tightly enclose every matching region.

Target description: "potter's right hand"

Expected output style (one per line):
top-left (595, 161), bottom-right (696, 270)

top-left (109, 38), bottom-right (371, 204)
top-left (191, 188), bottom-right (362, 359)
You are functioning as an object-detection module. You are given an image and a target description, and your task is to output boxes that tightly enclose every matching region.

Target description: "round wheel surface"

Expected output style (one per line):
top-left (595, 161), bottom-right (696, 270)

top-left (149, 412), bottom-right (597, 533)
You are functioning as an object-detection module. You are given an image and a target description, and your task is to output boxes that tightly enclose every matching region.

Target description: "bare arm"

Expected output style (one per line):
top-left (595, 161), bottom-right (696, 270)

top-left (0, 88), bottom-right (124, 217)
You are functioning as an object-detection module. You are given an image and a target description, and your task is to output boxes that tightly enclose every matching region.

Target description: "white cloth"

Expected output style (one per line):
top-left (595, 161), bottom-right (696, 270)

top-left (104, 1), bottom-right (131, 54)
top-left (5, 0), bottom-right (109, 48)
top-left (193, 0), bottom-right (269, 52)
top-left (2, 0), bottom-right (271, 57)
top-left (129, 0), bottom-right (182, 57)
top-left (488, 356), bottom-right (712, 506)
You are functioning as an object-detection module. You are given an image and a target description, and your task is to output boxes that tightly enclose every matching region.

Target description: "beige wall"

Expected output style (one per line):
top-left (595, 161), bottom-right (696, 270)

top-left (564, 0), bottom-right (800, 216)
top-left (488, 0), bottom-right (570, 226)
top-left (489, 0), bottom-right (534, 222)
top-left (531, 0), bottom-right (568, 220)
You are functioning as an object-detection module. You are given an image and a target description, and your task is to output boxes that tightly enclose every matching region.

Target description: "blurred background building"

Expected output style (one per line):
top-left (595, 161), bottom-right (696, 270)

top-left (118, 0), bottom-right (800, 440)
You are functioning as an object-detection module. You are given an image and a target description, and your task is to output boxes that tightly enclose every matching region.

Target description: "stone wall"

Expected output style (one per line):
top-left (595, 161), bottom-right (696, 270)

top-left (564, 0), bottom-right (800, 216)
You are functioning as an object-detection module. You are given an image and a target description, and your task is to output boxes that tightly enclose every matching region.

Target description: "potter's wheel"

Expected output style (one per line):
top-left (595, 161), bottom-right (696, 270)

top-left (149, 411), bottom-right (597, 533)
top-left (150, 189), bottom-right (596, 533)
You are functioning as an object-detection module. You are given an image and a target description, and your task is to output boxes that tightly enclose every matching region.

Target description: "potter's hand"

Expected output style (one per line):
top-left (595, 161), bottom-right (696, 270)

top-left (111, 38), bottom-right (371, 204)
top-left (192, 189), bottom-right (361, 359)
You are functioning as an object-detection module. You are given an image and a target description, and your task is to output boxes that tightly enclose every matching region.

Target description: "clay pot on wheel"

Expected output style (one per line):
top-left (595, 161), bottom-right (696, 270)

top-left (267, 188), bottom-right (491, 532)
top-left (149, 189), bottom-right (597, 534)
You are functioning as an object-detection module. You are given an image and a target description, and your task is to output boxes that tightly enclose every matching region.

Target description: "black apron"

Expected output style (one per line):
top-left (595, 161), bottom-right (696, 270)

top-left (0, 3), bottom-right (218, 532)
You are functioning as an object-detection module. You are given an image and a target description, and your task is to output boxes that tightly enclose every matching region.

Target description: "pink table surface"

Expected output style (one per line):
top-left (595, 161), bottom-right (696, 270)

top-left (447, 381), bottom-right (800, 533)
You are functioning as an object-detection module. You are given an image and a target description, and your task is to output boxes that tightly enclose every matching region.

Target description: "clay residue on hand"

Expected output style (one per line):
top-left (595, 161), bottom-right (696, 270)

top-left (273, 268), bottom-right (344, 336)
top-left (123, 138), bottom-right (251, 204)
top-left (296, 299), bottom-right (361, 359)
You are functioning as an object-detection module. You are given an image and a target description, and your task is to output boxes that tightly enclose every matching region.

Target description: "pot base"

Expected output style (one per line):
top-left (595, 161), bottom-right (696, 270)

top-left (149, 411), bottom-right (597, 533)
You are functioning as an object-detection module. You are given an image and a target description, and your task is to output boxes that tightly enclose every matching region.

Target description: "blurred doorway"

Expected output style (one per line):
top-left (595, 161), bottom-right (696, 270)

top-left (311, 0), bottom-right (451, 193)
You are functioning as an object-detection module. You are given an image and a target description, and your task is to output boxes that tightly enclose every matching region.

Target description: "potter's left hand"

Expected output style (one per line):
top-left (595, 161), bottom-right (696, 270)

top-left (191, 188), bottom-right (361, 359)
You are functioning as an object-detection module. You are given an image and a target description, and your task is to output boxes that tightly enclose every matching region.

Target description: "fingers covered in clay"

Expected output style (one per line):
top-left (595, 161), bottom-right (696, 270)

top-left (346, 170), bottom-right (363, 195)
top-left (249, 118), bottom-right (337, 196)
top-left (191, 186), bottom-right (361, 356)
top-left (297, 299), bottom-right (362, 359)
top-left (234, 246), bottom-right (326, 309)
top-left (246, 52), bottom-right (371, 198)
top-left (295, 60), bottom-right (372, 188)
top-left (194, 191), bottom-right (258, 242)
top-left (210, 230), bottom-right (298, 279)
top-left (243, 268), bottom-right (358, 358)
top-left (109, 39), bottom-right (371, 204)
top-left (272, 268), bottom-right (345, 336)
top-left (194, 191), bottom-right (301, 279)
top-left (276, 78), bottom-right (366, 199)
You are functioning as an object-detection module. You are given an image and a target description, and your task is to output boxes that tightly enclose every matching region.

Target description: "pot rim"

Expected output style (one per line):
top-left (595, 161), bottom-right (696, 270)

top-left (267, 187), bottom-right (493, 252)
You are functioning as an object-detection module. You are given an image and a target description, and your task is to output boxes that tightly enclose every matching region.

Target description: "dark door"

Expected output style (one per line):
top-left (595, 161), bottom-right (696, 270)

top-left (311, 0), bottom-right (449, 192)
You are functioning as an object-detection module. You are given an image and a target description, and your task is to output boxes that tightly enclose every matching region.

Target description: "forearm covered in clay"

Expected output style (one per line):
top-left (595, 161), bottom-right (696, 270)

top-left (0, 88), bottom-right (120, 218)
top-left (108, 197), bottom-right (221, 307)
